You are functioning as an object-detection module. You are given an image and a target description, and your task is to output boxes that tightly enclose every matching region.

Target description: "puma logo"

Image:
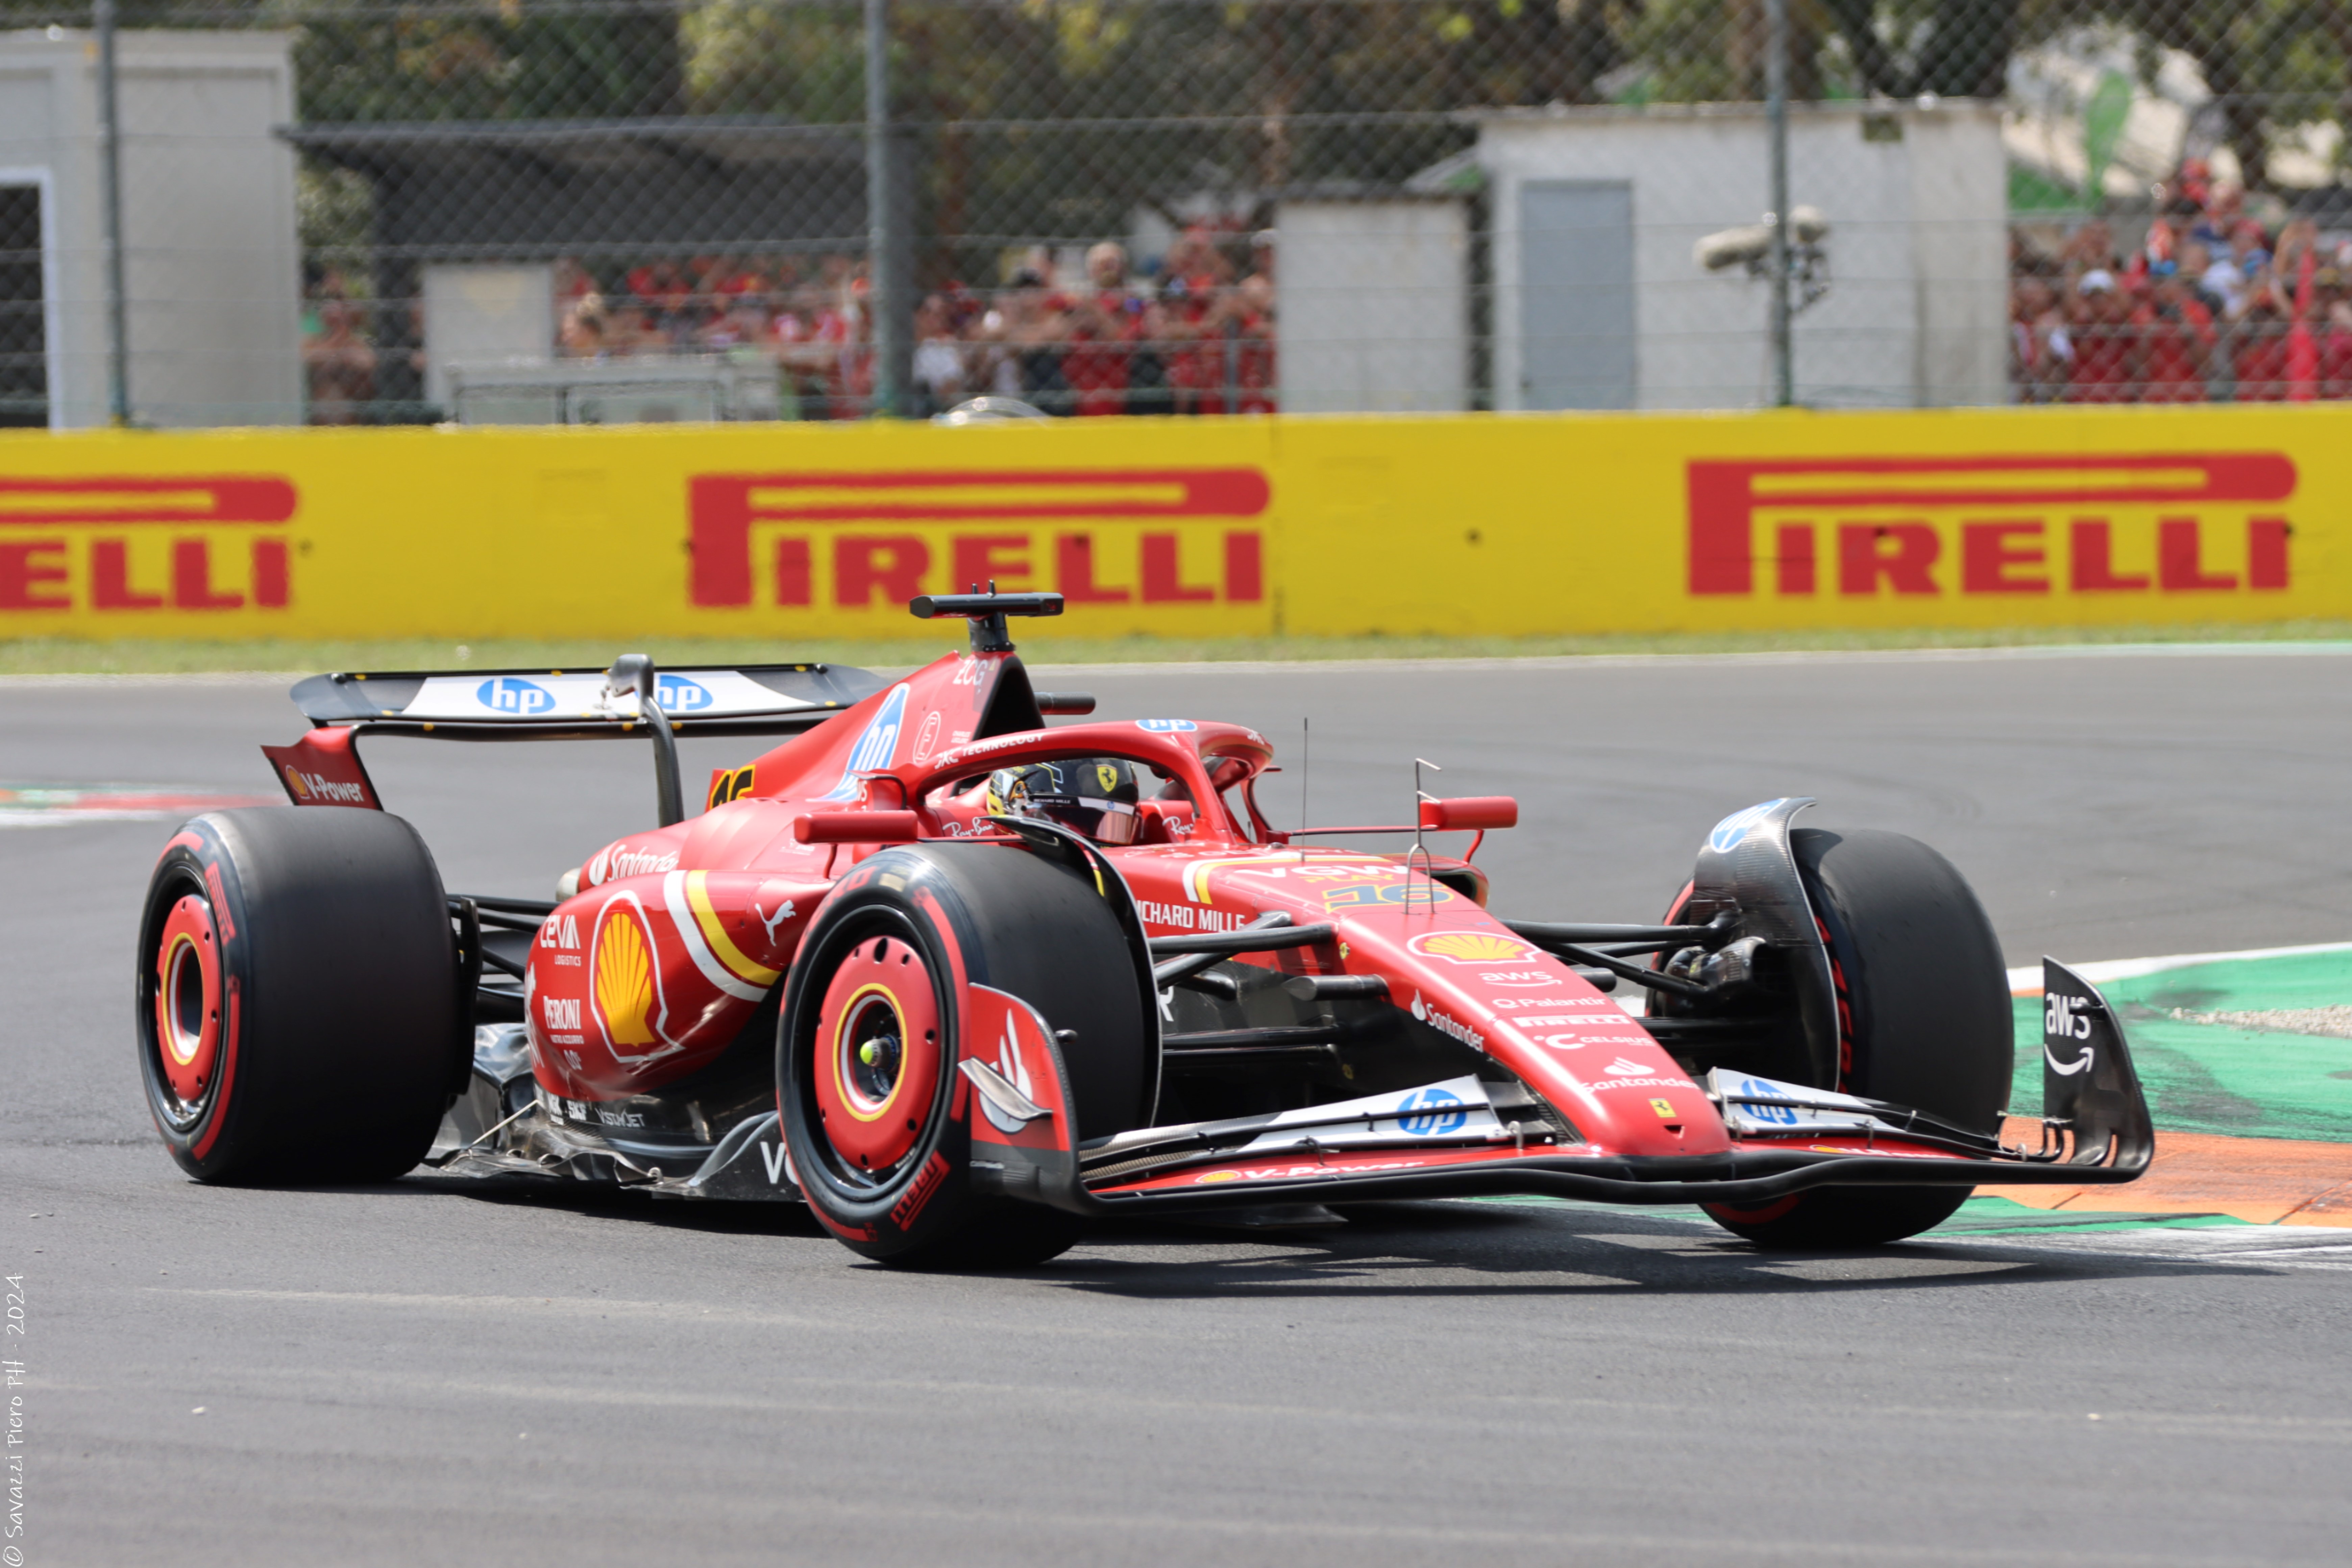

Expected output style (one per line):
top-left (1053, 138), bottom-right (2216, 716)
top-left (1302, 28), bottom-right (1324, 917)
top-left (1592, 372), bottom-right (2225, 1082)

top-left (755, 899), bottom-right (797, 944)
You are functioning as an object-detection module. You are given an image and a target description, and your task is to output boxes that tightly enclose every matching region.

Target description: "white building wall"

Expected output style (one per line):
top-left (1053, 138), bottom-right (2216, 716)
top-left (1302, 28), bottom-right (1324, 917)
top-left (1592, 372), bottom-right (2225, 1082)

top-left (1477, 102), bottom-right (2006, 411)
top-left (0, 30), bottom-right (299, 428)
top-left (1274, 198), bottom-right (1469, 414)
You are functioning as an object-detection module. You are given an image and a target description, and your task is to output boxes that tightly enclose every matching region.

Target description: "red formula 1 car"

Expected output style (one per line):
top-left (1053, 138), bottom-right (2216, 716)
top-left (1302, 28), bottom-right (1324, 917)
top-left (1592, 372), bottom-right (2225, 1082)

top-left (137, 594), bottom-right (2152, 1265)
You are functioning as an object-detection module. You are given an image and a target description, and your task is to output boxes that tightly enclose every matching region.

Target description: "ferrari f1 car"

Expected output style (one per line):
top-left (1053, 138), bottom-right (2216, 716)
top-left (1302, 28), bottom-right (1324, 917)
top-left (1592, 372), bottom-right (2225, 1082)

top-left (137, 593), bottom-right (2152, 1265)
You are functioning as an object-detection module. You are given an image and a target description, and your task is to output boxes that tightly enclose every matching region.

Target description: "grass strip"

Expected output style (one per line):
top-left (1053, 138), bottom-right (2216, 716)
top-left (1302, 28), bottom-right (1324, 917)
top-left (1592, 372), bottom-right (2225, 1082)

top-left (8, 620), bottom-right (2352, 675)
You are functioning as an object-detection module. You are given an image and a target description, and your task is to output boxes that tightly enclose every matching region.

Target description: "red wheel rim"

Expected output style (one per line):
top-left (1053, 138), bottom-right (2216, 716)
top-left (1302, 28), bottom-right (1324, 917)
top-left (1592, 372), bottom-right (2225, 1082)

top-left (154, 893), bottom-right (222, 1106)
top-left (811, 934), bottom-right (942, 1176)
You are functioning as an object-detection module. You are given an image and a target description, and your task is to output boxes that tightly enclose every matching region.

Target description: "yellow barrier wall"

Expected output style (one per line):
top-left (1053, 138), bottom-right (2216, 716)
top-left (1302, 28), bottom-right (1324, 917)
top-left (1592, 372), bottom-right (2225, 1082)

top-left (1, 406), bottom-right (2343, 641)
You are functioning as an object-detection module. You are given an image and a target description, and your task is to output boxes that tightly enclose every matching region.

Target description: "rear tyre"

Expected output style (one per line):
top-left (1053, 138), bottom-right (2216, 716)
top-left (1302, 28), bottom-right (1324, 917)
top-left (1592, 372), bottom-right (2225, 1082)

top-left (136, 809), bottom-right (462, 1183)
top-left (780, 841), bottom-right (1153, 1268)
top-left (1704, 828), bottom-right (2012, 1249)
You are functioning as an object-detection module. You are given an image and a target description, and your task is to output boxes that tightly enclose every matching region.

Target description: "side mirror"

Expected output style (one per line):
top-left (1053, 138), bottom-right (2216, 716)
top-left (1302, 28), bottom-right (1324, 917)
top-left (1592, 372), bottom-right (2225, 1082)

top-left (1419, 796), bottom-right (1517, 832)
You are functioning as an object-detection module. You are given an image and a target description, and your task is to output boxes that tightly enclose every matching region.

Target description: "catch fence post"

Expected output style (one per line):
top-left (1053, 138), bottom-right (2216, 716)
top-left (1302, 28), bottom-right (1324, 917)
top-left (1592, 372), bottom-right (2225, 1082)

top-left (1764, 0), bottom-right (1793, 408)
top-left (864, 0), bottom-right (912, 418)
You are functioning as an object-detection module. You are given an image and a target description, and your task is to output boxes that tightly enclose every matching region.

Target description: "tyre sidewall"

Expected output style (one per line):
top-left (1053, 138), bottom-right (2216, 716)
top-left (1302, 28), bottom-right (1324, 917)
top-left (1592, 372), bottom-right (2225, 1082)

top-left (135, 809), bottom-right (459, 1183)
top-left (779, 853), bottom-right (978, 1258)
top-left (137, 823), bottom-right (259, 1179)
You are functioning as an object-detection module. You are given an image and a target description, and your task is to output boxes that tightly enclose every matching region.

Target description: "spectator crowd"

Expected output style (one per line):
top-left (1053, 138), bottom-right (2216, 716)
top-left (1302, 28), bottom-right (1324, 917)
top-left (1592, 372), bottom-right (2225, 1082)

top-left (305, 225), bottom-right (1279, 424)
top-left (2013, 160), bottom-right (2352, 404)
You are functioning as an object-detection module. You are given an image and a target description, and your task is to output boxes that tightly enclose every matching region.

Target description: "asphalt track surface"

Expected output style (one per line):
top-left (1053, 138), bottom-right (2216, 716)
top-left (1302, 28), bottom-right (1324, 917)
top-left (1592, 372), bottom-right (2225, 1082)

top-left (8, 647), bottom-right (2352, 1567)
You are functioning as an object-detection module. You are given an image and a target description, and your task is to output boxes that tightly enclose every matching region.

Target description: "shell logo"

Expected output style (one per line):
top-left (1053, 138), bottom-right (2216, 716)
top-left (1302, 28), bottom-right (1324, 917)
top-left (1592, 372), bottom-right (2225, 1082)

top-left (1194, 1169), bottom-right (1243, 1184)
top-left (593, 907), bottom-right (659, 1048)
top-left (1408, 931), bottom-right (1539, 966)
top-left (283, 765), bottom-right (310, 801)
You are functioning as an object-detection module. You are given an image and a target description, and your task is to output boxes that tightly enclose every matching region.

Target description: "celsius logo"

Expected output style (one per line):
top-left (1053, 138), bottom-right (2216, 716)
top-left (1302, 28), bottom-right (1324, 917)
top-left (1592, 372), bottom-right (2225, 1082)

top-left (820, 684), bottom-right (910, 801)
top-left (1708, 799), bottom-right (1790, 854)
top-left (656, 675), bottom-right (713, 712)
top-left (1135, 719), bottom-right (1198, 733)
top-left (1396, 1087), bottom-right (1468, 1136)
top-left (477, 677), bottom-right (557, 716)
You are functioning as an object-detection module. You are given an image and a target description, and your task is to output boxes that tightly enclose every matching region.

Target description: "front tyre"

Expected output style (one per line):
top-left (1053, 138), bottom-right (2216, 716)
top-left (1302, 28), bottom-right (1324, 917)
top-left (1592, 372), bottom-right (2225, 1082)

top-left (1705, 828), bottom-right (2013, 1249)
top-left (780, 841), bottom-right (1153, 1268)
top-left (136, 809), bottom-right (462, 1183)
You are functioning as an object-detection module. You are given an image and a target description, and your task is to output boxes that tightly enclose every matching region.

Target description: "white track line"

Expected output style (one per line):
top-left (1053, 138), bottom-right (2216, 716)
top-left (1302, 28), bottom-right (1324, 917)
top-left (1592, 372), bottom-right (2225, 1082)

top-left (2008, 940), bottom-right (2352, 997)
top-left (1033, 640), bottom-right (2352, 678)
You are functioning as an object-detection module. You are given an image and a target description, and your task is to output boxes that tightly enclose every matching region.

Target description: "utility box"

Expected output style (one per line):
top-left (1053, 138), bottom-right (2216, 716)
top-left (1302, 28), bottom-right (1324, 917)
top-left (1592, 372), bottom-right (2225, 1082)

top-left (1473, 101), bottom-right (2006, 411)
top-left (0, 29), bottom-right (300, 427)
top-left (1275, 197), bottom-right (1470, 414)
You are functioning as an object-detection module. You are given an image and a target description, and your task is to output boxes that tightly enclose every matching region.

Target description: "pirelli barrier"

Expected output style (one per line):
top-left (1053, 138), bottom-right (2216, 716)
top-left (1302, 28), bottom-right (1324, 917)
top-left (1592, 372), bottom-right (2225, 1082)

top-left (0, 407), bottom-right (2344, 641)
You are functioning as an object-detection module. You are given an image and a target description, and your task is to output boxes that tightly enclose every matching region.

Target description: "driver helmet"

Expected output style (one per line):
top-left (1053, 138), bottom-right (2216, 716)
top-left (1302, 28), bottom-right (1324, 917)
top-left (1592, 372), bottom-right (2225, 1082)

top-left (986, 758), bottom-right (1141, 844)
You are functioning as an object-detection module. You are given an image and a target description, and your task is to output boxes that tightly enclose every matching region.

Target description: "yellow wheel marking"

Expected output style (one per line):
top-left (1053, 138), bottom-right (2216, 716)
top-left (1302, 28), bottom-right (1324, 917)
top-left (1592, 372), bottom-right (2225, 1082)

top-left (830, 982), bottom-right (908, 1122)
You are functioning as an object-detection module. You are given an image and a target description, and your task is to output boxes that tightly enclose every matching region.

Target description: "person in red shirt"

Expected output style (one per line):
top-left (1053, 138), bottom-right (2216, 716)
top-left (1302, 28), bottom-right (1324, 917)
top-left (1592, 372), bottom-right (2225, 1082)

top-left (2231, 270), bottom-right (2290, 401)
top-left (2132, 261), bottom-right (2214, 402)
top-left (2316, 268), bottom-right (2352, 400)
top-left (2064, 271), bottom-right (2139, 402)
top-left (1063, 243), bottom-right (1145, 415)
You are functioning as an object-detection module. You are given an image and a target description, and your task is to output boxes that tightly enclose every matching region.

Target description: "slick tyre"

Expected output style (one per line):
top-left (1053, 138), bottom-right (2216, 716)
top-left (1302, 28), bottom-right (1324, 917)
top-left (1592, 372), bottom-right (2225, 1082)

top-left (780, 840), bottom-right (1153, 1268)
top-left (137, 809), bottom-right (463, 1183)
top-left (1705, 828), bottom-right (2013, 1250)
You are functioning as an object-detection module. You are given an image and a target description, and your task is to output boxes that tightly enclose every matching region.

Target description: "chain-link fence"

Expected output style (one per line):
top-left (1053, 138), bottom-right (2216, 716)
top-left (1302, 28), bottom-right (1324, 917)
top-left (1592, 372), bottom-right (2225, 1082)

top-left (5, 0), bottom-right (2352, 425)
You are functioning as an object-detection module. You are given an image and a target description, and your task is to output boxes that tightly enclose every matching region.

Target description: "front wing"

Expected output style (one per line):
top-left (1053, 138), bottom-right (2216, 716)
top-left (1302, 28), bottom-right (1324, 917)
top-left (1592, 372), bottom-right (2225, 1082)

top-left (970, 958), bottom-right (2154, 1218)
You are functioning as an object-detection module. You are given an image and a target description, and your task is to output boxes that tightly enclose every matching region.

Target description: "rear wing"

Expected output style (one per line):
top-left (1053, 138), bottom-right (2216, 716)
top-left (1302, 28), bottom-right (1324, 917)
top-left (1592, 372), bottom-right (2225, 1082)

top-left (264, 657), bottom-right (888, 823)
top-left (288, 662), bottom-right (885, 739)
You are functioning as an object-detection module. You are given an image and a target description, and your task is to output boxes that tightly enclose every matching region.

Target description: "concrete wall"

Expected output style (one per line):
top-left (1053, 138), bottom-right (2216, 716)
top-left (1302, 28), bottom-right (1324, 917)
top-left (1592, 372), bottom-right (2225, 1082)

top-left (1476, 102), bottom-right (2007, 411)
top-left (0, 30), bottom-right (300, 427)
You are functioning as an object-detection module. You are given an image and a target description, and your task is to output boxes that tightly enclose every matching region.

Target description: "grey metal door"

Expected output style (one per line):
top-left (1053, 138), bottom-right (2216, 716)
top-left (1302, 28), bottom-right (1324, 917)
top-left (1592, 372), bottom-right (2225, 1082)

top-left (1520, 180), bottom-right (1635, 410)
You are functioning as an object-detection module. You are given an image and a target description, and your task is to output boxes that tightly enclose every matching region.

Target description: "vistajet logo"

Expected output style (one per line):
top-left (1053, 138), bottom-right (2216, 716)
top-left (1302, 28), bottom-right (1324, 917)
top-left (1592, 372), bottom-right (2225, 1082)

top-left (1687, 453), bottom-right (2293, 599)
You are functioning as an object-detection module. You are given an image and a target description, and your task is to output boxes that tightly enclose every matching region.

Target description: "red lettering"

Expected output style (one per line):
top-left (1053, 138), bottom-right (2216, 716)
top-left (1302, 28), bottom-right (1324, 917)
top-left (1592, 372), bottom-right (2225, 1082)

top-left (833, 535), bottom-right (929, 607)
top-left (2068, 519), bottom-right (2148, 591)
top-left (775, 537), bottom-right (811, 606)
top-left (1837, 523), bottom-right (1939, 596)
top-left (172, 539), bottom-right (243, 609)
top-left (1775, 523), bottom-right (1814, 595)
top-left (1055, 534), bottom-right (1129, 603)
top-left (687, 468), bottom-right (1271, 608)
top-left (1960, 521), bottom-right (2048, 594)
top-left (92, 539), bottom-right (164, 609)
top-left (952, 534), bottom-right (1030, 592)
top-left (1140, 533), bottom-right (1215, 603)
top-left (1224, 531), bottom-right (1263, 602)
top-left (0, 540), bottom-right (68, 610)
top-left (2249, 517), bottom-right (2290, 590)
top-left (2158, 518), bottom-right (2236, 591)
top-left (1686, 454), bottom-right (2296, 597)
top-left (252, 538), bottom-right (289, 608)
